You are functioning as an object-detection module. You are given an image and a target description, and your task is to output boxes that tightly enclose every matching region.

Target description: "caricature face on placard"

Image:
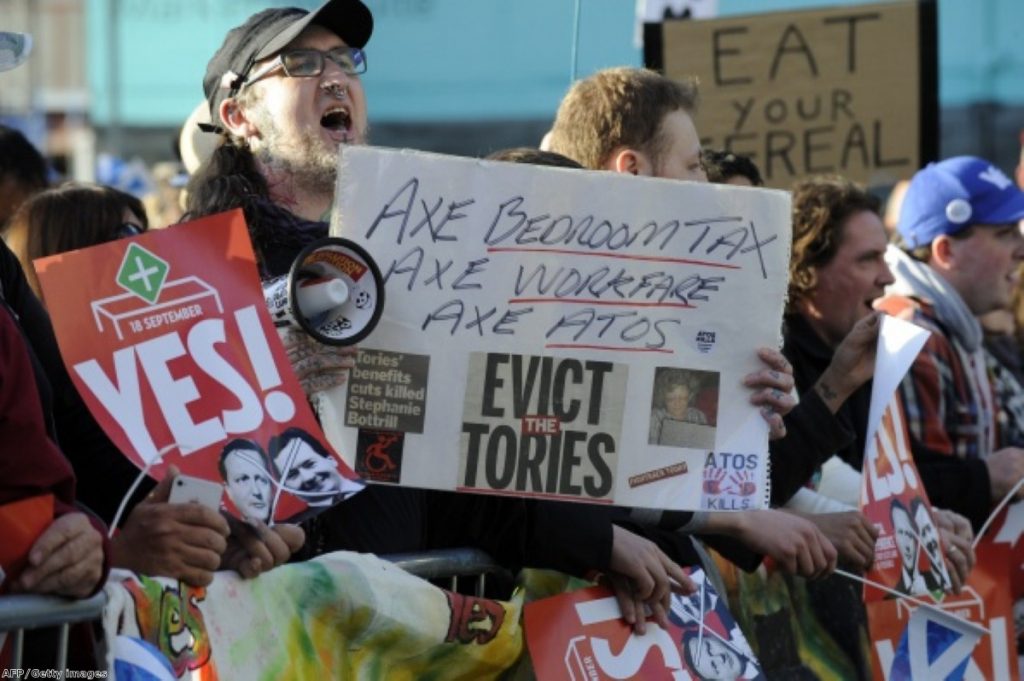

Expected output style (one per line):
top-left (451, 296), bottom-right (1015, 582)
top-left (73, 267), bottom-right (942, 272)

top-left (34, 209), bottom-right (362, 522)
top-left (525, 568), bottom-right (765, 680)
top-left (862, 396), bottom-right (950, 599)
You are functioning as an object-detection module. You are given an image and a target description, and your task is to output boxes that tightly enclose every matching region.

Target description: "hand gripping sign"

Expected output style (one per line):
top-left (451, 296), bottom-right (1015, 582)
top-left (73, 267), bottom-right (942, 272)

top-left (324, 146), bottom-right (792, 511)
top-left (525, 569), bottom-right (765, 680)
top-left (34, 209), bottom-right (361, 523)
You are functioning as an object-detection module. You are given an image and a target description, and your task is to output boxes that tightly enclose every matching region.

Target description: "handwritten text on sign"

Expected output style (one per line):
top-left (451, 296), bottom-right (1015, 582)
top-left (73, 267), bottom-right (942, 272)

top-left (655, 1), bottom-right (930, 188)
top-left (325, 147), bottom-right (791, 510)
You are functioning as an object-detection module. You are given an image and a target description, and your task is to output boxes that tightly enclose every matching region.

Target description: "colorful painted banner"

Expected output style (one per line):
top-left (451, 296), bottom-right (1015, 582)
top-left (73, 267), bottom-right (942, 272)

top-left (860, 316), bottom-right (950, 600)
top-left (326, 146), bottom-right (793, 511)
top-left (524, 568), bottom-right (765, 680)
top-left (34, 209), bottom-right (361, 523)
top-left (706, 549), bottom-right (870, 680)
top-left (101, 552), bottom-right (523, 680)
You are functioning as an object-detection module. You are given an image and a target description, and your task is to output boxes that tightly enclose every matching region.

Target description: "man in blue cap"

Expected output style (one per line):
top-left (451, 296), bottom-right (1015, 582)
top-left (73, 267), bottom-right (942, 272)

top-left (878, 156), bottom-right (1024, 529)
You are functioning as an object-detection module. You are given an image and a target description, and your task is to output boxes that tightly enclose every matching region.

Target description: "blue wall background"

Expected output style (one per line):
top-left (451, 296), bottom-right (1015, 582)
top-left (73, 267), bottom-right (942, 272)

top-left (86, 0), bottom-right (1024, 126)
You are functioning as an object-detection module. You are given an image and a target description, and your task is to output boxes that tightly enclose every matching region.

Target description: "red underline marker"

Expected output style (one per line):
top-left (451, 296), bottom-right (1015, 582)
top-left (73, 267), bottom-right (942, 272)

top-left (509, 297), bottom-right (694, 309)
top-left (544, 343), bottom-right (674, 354)
top-left (487, 246), bottom-right (740, 270)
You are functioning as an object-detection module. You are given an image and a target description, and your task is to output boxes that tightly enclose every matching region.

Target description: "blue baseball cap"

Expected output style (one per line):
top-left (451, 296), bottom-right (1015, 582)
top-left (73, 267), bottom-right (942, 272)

top-left (897, 156), bottom-right (1024, 248)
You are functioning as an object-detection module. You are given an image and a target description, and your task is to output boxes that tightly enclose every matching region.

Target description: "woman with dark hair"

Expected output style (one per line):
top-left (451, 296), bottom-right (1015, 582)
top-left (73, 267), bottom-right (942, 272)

top-left (0, 124), bottom-right (49, 232)
top-left (6, 183), bottom-right (148, 298)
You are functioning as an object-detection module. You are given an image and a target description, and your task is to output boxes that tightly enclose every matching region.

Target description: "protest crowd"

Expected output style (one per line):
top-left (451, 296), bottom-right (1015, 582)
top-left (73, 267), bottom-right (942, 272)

top-left (1, 1), bottom-right (1023, 679)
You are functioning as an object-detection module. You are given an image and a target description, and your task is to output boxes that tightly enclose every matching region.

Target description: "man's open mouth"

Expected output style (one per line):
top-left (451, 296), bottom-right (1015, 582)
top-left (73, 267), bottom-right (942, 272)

top-left (321, 106), bottom-right (351, 135)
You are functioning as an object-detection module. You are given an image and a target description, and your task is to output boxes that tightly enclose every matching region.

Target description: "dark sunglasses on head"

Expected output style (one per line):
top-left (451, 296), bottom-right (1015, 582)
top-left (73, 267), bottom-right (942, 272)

top-left (243, 47), bottom-right (367, 89)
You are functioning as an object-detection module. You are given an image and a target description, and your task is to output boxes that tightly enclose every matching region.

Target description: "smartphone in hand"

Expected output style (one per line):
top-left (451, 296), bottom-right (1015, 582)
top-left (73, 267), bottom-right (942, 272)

top-left (168, 474), bottom-right (223, 510)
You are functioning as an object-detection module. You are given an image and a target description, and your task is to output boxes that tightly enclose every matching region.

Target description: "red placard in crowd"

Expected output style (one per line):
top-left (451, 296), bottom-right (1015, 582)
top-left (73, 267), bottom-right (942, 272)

top-left (861, 396), bottom-right (951, 601)
top-left (34, 209), bottom-right (361, 523)
top-left (525, 570), bottom-right (764, 680)
top-left (867, 539), bottom-right (1017, 680)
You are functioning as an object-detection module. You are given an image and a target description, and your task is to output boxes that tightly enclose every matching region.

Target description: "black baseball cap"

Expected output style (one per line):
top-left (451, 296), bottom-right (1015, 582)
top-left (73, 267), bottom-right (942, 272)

top-left (203, 0), bottom-right (373, 126)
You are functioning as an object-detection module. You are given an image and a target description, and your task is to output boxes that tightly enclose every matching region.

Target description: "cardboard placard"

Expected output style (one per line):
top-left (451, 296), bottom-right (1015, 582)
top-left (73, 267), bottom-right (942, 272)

top-left (646, 0), bottom-right (938, 189)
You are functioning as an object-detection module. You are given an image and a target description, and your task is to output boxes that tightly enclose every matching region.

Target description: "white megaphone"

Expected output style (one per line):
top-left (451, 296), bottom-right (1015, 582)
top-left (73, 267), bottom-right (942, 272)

top-left (264, 237), bottom-right (384, 345)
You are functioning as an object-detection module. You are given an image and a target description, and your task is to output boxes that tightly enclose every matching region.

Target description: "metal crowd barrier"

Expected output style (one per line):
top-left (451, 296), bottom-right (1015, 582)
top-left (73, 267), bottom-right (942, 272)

top-left (0, 592), bottom-right (107, 670)
top-left (0, 548), bottom-right (500, 672)
top-left (385, 547), bottom-right (505, 597)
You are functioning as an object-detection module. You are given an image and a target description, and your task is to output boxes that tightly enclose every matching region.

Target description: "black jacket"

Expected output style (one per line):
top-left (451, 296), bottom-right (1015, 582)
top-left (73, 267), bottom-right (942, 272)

top-left (782, 313), bottom-right (992, 529)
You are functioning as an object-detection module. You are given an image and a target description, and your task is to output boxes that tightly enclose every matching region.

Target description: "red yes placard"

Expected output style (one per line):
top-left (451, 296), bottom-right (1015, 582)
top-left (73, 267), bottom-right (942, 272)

top-left (34, 209), bottom-right (361, 523)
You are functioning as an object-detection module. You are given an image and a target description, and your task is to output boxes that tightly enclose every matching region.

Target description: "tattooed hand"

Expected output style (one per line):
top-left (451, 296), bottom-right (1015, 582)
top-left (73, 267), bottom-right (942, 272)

top-left (744, 348), bottom-right (796, 440)
top-left (814, 312), bottom-right (881, 413)
top-left (279, 326), bottom-right (358, 396)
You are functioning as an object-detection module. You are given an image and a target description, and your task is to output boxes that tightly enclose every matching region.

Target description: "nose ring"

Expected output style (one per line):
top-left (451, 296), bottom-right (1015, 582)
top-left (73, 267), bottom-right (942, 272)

top-left (323, 83), bottom-right (348, 100)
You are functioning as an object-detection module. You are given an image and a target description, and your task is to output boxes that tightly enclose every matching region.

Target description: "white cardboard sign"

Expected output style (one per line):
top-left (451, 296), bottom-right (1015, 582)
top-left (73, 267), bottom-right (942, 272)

top-left (324, 146), bottom-right (791, 510)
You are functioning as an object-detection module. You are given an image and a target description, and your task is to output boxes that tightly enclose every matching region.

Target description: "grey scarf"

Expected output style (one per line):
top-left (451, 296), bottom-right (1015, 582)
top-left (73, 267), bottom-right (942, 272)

top-left (884, 245), bottom-right (983, 352)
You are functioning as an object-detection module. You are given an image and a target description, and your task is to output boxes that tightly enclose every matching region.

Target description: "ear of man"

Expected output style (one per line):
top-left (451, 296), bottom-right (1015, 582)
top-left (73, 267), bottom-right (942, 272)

top-left (609, 147), bottom-right (650, 176)
top-left (219, 97), bottom-right (260, 141)
top-left (217, 72), bottom-right (261, 141)
top-left (929, 234), bottom-right (957, 272)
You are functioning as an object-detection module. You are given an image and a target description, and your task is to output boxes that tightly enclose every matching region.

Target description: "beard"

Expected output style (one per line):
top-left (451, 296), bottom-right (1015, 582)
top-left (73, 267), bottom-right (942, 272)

top-left (249, 106), bottom-right (339, 197)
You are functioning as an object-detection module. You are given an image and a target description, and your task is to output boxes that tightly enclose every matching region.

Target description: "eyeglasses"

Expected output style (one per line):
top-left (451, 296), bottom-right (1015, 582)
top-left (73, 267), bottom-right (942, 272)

top-left (243, 47), bottom-right (367, 89)
top-left (116, 223), bottom-right (144, 239)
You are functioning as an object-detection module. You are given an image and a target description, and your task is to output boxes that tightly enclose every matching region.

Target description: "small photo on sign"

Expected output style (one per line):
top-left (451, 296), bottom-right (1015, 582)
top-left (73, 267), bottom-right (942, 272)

top-left (649, 367), bottom-right (719, 450)
top-left (355, 429), bottom-right (405, 483)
